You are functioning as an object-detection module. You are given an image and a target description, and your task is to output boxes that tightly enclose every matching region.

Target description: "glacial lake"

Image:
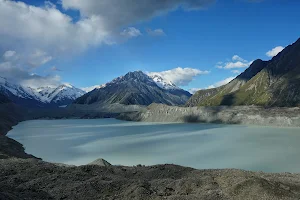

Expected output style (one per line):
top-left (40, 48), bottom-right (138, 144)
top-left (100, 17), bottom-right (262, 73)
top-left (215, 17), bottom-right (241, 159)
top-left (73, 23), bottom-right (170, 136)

top-left (8, 119), bottom-right (300, 173)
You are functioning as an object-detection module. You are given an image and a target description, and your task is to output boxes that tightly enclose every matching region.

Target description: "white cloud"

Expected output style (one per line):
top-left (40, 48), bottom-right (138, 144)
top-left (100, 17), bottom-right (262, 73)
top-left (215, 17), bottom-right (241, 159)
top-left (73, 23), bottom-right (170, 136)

top-left (0, 0), bottom-right (112, 58)
top-left (0, 61), bottom-right (61, 89)
top-left (146, 28), bottom-right (166, 36)
top-left (51, 66), bottom-right (62, 71)
top-left (81, 85), bottom-right (100, 93)
top-left (28, 50), bottom-right (53, 67)
top-left (21, 75), bottom-right (61, 89)
top-left (81, 84), bottom-right (106, 92)
top-left (0, 0), bottom-right (216, 59)
top-left (121, 27), bottom-right (142, 38)
top-left (189, 88), bottom-right (202, 94)
top-left (207, 76), bottom-right (236, 89)
top-left (232, 55), bottom-right (247, 62)
top-left (266, 46), bottom-right (284, 57)
top-left (231, 70), bottom-right (240, 74)
top-left (0, 0), bottom-right (116, 87)
top-left (217, 55), bottom-right (253, 69)
top-left (0, 0), bottom-right (217, 89)
top-left (189, 76), bottom-right (236, 93)
top-left (3, 50), bottom-right (17, 60)
top-left (62, 0), bottom-right (215, 28)
top-left (0, 50), bottom-right (61, 89)
top-left (147, 67), bottom-right (210, 86)
top-left (222, 61), bottom-right (249, 69)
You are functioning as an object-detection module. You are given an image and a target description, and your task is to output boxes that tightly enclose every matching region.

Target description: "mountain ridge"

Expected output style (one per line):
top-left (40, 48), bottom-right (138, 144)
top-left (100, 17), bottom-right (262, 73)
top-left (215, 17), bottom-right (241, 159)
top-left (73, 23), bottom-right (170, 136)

top-left (187, 37), bottom-right (300, 107)
top-left (74, 71), bottom-right (191, 106)
top-left (0, 77), bottom-right (85, 107)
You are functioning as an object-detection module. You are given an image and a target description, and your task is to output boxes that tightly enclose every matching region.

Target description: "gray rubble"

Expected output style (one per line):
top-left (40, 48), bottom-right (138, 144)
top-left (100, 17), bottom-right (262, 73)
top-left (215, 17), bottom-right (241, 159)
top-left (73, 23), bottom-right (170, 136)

top-left (118, 103), bottom-right (300, 127)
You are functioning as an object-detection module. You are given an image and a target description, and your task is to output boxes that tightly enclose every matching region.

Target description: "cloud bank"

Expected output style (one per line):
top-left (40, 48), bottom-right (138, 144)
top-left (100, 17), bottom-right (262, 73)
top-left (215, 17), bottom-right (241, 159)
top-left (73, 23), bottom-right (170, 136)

top-left (0, 50), bottom-right (61, 88)
top-left (207, 76), bottom-right (236, 89)
top-left (0, 0), bottom-right (217, 89)
top-left (217, 55), bottom-right (253, 69)
top-left (62, 0), bottom-right (216, 28)
top-left (148, 67), bottom-right (209, 86)
top-left (266, 46), bottom-right (284, 57)
top-left (146, 29), bottom-right (166, 36)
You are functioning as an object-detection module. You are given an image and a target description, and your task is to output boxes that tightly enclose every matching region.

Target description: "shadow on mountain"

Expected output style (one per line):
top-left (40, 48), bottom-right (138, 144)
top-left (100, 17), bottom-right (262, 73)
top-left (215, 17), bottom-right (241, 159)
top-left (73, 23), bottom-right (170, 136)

top-left (182, 107), bottom-right (242, 125)
top-left (183, 114), bottom-right (233, 124)
top-left (220, 94), bottom-right (236, 106)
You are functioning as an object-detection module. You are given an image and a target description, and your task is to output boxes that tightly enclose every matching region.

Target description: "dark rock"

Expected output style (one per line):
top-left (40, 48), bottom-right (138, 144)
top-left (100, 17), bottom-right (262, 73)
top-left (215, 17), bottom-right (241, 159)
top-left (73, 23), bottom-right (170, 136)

top-left (87, 158), bottom-right (112, 167)
top-left (74, 71), bottom-right (191, 106)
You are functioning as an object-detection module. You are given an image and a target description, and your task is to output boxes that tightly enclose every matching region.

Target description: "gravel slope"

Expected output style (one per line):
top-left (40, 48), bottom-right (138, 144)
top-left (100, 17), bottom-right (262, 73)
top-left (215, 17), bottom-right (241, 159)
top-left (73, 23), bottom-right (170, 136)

top-left (2, 159), bottom-right (300, 200)
top-left (118, 103), bottom-right (300, 127)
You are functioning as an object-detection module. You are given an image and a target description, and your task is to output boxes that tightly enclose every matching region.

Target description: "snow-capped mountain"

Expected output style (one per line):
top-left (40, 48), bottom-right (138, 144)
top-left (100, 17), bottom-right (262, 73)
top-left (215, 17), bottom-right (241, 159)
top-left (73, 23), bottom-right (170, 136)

top-left (0, 77), bottom-right (85, 107)
top-left (46, 84), bottom-right (86, 105)
top-left (74, 71), bottom-right (191, 106)
top-left (148, 74), bottom-right (180, 90)
top-left (90, 73), bottom-right (185, 91)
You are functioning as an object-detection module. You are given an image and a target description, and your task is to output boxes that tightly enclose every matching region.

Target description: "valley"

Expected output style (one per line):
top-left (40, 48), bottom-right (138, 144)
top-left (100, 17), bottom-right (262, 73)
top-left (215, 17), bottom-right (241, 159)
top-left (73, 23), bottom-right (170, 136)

top-left (1, 0), bottom-right (300, 198)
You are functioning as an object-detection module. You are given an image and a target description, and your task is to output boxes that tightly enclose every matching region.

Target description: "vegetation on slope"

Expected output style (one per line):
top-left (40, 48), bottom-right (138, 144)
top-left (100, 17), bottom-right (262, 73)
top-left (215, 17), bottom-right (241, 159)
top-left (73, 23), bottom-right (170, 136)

top-left (187, 37), bottom-right (300, 107)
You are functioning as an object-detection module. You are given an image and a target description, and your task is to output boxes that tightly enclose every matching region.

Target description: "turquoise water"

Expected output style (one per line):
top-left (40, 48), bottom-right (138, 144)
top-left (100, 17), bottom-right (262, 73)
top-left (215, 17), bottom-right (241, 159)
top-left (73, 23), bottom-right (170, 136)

top-left (8, 119), bottom-right (300, 173)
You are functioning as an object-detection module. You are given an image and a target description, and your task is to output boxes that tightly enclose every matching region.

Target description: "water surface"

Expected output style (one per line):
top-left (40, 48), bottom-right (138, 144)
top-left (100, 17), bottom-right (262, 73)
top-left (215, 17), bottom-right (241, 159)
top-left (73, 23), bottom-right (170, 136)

top-left (8, 119), bottom-right (300, 173)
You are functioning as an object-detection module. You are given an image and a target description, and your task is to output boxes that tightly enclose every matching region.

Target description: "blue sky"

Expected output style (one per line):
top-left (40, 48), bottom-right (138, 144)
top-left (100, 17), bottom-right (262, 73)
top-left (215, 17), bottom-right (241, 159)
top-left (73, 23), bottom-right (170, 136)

top-left (1, 0), bottom-right (300, 92)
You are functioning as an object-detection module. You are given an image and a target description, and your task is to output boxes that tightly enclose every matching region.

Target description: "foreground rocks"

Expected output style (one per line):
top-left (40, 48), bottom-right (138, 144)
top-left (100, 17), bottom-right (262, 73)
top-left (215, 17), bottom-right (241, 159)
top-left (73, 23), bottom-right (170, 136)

top-left (118, 103), bottom-right (300, 127)
top-left (2, 103), bottom-right (300, 199)
top-left (1, 158), bottom-right (300, 200)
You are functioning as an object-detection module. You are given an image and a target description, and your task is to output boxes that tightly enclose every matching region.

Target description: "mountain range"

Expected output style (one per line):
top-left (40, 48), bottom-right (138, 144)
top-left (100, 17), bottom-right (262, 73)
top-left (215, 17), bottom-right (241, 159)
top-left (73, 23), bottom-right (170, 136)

top-left (187, 37), bottom-right (300, 107)
top-left (2, 37), bottom-right (300, 109)
top-left (74, 71), bottom-right (191, 106)
top-left (0, 77), bottom-right (85, 107)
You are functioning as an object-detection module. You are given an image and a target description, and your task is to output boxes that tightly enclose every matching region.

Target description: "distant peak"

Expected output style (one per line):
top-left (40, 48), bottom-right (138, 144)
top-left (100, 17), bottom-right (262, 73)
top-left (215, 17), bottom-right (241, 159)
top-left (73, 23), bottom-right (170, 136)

top-left (62, 83), bottom-right (73, 88)
top-left (148, 73), bottom-right (179, 90)
top-left (125, 70), bottom-right (145, 76)
top-left (123, 71), bottom-right (150, 80)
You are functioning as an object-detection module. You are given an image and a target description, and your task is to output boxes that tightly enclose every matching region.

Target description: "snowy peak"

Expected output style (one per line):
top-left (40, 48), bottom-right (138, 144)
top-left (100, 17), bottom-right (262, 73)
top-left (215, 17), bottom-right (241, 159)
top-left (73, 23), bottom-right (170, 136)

top-left (148, 74), bottom-right (180, 90)
top-left (0, 77), bottom-right (34, 99)
top-left (48, 84), bottom-right (85, 103)
top-left (93, 71), bottom-right (157, 91)
top-left (74, 70), bottom-right (192, 106)
top-left (0, 77), bottom-right (85, 107)
top-left (92, 71), bottom-right (185, 92)
top-left (32, 84), bottom-right (85, 104)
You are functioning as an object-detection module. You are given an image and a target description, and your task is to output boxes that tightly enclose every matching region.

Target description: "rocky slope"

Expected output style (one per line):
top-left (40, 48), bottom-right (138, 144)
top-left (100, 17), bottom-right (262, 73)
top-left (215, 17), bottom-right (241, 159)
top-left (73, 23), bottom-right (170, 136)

top-left (0, 98), bottom-right (36, 159)
top-left (3, 158), bottom-right (300, 200)
top-left (0, 103), bottom-right (25, 136)
top-left (74, 71), bottom-right (191, 106)
top-left (0, 93), bottom-right (10, 104)
top-left (187, 37), bottom-right (300, 107)
top-left (118, 103), bottom-right (300, 127)
top-left (0, 77), bottom-right (85, 107)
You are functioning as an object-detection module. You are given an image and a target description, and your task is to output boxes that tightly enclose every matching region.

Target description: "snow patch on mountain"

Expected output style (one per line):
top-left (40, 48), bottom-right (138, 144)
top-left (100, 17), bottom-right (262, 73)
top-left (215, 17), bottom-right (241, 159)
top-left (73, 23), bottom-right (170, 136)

top-left (0, 76), bottom-right (85, 106)
top-left (148, 74), bottom-right (180, 90)
top-left (81, 84), bottom-right (107, 92)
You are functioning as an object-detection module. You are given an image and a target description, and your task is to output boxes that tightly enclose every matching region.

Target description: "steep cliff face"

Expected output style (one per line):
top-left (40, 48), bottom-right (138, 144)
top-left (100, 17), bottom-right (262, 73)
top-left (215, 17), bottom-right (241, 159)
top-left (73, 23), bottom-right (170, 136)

top-left (186, 59), bottom-right (268, 106)
top-left (187, 38), bottom-right (300, 107)
top-left (74, 71), bottom-right (191, 106)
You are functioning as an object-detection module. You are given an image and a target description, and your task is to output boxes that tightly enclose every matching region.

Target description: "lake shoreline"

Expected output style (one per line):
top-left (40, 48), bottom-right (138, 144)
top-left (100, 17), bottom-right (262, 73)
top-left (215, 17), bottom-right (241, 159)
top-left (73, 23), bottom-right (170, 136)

top-left (2, 103), bottom-right (300, 199)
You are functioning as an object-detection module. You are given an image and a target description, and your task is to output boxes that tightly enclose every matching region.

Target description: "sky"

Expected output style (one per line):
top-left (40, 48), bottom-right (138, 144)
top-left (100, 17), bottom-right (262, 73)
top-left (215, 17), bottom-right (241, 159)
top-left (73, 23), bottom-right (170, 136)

top-left (0, 0), bottom-right (299, 93)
